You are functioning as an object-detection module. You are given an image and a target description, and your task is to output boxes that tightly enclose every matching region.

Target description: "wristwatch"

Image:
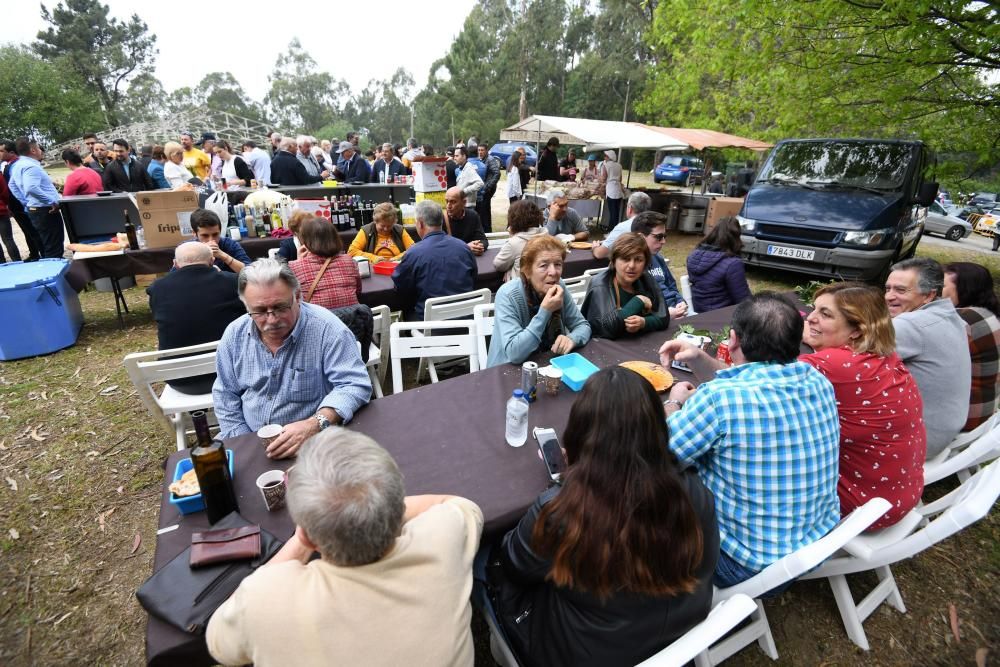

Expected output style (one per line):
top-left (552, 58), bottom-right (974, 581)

top-left (663, 399), bottom-right (683, 410)
top-left (314, 413), bottom-right (332, 431)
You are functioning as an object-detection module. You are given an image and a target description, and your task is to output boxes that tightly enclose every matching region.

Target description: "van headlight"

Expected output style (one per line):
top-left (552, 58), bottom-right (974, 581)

top-left (842, 228), bottom-right (892, 248)
top-left (736, 215), bottom-right (756, 232)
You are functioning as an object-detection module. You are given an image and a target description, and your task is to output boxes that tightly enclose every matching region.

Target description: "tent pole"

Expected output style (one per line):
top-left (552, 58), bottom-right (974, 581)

top-left (627, 149), bottom-right (635, 190)
top-left (534, 119), bottom-right (541, 196)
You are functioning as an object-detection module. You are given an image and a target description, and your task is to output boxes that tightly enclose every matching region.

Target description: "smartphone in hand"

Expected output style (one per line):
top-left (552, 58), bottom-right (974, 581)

top-left (533, 427), bottom-right (566, 482)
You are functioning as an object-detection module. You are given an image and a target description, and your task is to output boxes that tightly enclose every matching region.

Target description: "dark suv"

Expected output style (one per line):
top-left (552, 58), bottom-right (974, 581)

top-left (738, 138), bottom-right (938, 282)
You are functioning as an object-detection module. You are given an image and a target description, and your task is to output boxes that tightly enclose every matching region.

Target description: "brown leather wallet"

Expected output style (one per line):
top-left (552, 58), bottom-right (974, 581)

top-left (190, 524), bottom-right (262, 568)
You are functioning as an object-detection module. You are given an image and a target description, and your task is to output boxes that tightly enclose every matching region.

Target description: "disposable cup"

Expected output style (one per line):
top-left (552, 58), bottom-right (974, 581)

top-left (257, 424), bottom-right (283, 448)
top-left (255, 470), bottom-right (286, 511)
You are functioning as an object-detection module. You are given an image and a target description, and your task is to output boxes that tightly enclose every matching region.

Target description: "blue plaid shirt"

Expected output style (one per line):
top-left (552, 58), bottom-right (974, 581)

top-left (667, 361), bottom-right (840, 572)
top-left (213, 303), bottom-right (371, 437)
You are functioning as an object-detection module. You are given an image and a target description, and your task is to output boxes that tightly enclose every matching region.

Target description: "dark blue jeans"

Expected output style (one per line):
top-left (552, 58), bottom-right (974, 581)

top-left (605, 197), bottom-right (622, 230)
top-left (714, 550), bottom-right (793, 598)
top-left (27, 207), bottom-right (64, 259)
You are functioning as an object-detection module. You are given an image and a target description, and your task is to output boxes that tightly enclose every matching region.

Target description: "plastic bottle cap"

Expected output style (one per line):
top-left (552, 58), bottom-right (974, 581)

top-left (513, 389), bottom-right (524, 398)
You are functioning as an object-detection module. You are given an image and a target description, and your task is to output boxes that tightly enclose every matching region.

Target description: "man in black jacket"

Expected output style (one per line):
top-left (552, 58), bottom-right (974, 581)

top-left (146, 242), bottom-right (247, 395)
top-left (476, 143), bottom-right (501, 232)
top-left (536, 136), bottom-right (560, 181)
top-left (102, 138), bottom-right (153, 192)
top-left (333, 141), bottom-right (371, 183)
top-left (270, 137), bottom-right (322, 186)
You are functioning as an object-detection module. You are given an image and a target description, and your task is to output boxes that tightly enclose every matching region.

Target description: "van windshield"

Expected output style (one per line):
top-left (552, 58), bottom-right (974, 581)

top-left (760, 141), bottom-right (913, 191)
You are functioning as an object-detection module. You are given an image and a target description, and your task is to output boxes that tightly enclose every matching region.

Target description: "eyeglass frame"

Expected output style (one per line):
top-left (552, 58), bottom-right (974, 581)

top-left (247, 302), bottom-right (295, 321)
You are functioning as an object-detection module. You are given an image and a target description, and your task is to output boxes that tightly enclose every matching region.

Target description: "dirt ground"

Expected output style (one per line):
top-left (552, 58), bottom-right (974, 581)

top-left (0, 188), bottom-right (998, 666)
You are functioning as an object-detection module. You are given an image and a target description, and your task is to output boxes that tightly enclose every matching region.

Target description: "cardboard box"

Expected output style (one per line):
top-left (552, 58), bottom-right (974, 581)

top-left (135, 190), bottom-right (200, 248)
top-left (414, 191), bottom-right (446, 206)
top-left (411, 158), bottom-right (449, 193)
top-left (705, 197), bottom-right (744, 233)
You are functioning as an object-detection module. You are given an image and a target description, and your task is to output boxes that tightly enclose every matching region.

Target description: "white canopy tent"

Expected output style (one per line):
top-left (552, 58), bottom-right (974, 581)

top-left (500, 115), bottom-right (688, 152)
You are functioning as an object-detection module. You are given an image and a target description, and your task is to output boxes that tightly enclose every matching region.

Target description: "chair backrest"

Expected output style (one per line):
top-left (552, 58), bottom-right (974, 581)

top-left (423, 288), bottom-right (492, 322)
top-left (924, 418), bottom-right (1000, 485)
top-left (714, 497), bottom-right (892, 603)
top-left (681, 274), bottom-right (696, 314)
top-left (562, 274), bottom-right (591, 299)
top-left (486, 231), bottom-right (509, 242)
top-left (634, 594), bottom-right (758, 667)
top-left (389, 321), bottom-right (479, 394)
top-left (582, 267), bottom-right (605, 279)
top-left (473, 303), bottom-right (495, 363)
top-left (370, 304), bottom-right (391, 348)
top-left (123, 342), bottom-right (220, 427)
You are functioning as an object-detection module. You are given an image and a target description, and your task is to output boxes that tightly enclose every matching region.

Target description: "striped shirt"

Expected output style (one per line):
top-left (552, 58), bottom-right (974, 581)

top-left (667, 360), bottom-right (840, 572)
top-left (213, 303), bottom-right (371, 437)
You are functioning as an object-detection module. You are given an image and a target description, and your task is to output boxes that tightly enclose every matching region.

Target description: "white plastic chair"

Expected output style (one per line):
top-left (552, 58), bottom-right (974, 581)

top-left (366, 304), bottom-right (391, 399)
top-left (582, 267), bottom-right (605, 280)
top-left (473, 303), bottom-right (495, 365)
top-left (486, 231), bottom-right (509, 242)
top-left (800, 459), bottom-right (1000, 650)
top-left (681, 274), bottom-right (697, 315)
top-left (415, 288), bottom-right (491, 382)
top-left (123, 341), bottom-right (219, 451)
top-left (635, 595), bottom-right (758, 667)
top-left (924, 416), bottom-right (1000, 486)
top-left (695, 497), bottom-right (892, 666)
top-left (562, 274), bottom-right (591, 304)
top-left (389, 321), bottom-right (479, 394)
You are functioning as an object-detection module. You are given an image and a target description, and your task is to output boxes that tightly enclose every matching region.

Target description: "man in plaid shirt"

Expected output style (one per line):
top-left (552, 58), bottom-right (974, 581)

top-left (659, 293), bottom-right (840, 587)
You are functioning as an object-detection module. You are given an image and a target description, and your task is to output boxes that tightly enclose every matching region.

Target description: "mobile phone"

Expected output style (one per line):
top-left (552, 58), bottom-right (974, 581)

top-left (670, 333), bottom-right (710, 373)
top-left (533, 427), bottom-right (566, 482)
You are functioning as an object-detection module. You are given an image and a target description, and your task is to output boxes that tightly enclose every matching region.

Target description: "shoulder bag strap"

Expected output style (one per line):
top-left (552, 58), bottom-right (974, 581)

top-left (304, 258), bottom-right (333, 304)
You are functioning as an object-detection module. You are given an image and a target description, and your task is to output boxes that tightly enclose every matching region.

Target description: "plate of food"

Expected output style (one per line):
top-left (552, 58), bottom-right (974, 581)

top-left (568, 241), bottom-right (592, 250)
top-left (619, 360), bottom-right (674, 392)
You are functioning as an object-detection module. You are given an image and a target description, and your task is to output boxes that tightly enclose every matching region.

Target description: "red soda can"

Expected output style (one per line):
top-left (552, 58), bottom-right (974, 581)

top-left (715, 341), bottom-right (732, 366)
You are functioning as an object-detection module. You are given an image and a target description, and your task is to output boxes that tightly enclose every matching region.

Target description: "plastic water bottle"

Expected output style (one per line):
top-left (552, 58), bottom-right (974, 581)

top-left (505, 389), bottom-right (529, 447)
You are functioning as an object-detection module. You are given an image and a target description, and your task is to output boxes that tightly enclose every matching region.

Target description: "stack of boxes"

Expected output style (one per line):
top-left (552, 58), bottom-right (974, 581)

top-left (411, 157), bottom-right (449, 207)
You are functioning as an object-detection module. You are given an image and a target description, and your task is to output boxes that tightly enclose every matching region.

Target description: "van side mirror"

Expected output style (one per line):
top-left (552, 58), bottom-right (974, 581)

top-left (916, 182), bottom-right (938, 207)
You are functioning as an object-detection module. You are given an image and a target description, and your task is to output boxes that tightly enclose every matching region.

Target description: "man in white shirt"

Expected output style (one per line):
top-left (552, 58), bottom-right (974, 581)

top-left (207, 429), bottom-right (483, 667)
top-left (241, 140), bottom-right (272, 185)
top-left (454, 146), bottom-right (483, 206)
top-left (592, 191), bottom-right (652, 259)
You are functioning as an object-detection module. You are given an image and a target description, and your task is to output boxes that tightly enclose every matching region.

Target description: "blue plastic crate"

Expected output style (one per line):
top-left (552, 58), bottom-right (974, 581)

top-left (169, 450), bottom-right (236, 515)
top-left (550, 353), bottom-right (600, 391)
top-left (0, 259), bottom-right (83, 361)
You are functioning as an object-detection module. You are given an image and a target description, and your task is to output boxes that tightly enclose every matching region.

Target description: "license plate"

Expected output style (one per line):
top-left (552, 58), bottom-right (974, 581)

top-left (766, 244), bottom-right (815, 261)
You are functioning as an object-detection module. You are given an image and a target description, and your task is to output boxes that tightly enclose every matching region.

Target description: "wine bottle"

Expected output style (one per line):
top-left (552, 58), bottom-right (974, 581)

top-left (189, 411), bottom-right (239, 524)
top-left (123, 209), bottom-right (139, 251)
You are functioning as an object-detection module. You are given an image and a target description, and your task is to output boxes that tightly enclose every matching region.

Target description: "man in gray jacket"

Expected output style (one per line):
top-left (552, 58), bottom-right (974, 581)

top-left (885, 257), bottom-right (971, 458)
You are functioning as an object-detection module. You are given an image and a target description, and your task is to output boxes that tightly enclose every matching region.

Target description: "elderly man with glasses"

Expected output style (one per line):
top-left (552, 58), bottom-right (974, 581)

top-left (213, 259), bottom-right (371, 459)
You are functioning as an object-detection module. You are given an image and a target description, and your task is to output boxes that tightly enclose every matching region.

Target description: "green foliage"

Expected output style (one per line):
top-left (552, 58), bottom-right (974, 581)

top-left (117, 72), bottom-right (166, 124)
top-left (199, 72), bottom-right (264, 120)
top-left (794, 280), bottom-right (835, 308)
top-left (266, 39), bottom-right (351, 134)
top-left (0, 45), bottom-right (104, 143)
top-left (639, 1), bottom-right (1000, 179)
top-left (349, 68), bottom-right (416, 145)
top-left (34, 0), bottom-right (158, 127)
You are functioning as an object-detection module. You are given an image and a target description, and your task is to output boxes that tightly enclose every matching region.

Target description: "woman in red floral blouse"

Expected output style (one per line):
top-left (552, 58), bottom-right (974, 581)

top-left (289, 217), bottom-right (361, 310)
top-left (800, 282), bottom-right (925, 529)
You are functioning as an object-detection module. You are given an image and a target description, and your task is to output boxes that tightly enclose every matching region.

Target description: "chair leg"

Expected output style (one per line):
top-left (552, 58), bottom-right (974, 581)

top-left (704, 598), bottom-right (778, 664)
top-left (368, 365), bottom-right (383, 399)
top-left (753, 600), bottom-right (779, 660)
top-left (173, 415), bottom-right (188, 452)
top-left (693, 650), bottom-right (712, 667)
top-left (826, 574), bottom-right (871, 651)
top-left (877, 565), bottom-right (906, 613)
top-left (427, 358), bottom-right (440, 384)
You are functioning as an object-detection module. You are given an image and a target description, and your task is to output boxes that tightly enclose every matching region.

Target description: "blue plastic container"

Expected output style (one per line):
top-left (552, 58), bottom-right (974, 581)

top-left (0, 259), bottom-right (83, 361)
top-left (550, 353), bottom-right (600, 391)
top-left (169, 450), bottom-right (236, 515)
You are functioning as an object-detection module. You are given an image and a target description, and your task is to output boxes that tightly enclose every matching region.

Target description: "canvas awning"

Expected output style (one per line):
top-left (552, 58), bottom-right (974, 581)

top-left (638, 125), bottom-right (772, 151)
top-left (499, 115), bottom-right (688, 152)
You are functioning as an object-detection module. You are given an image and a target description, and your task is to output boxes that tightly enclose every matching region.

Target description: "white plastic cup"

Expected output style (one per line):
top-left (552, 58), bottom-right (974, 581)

top-left (229, 227), bottom-right (241, 241)
top-left (257, 424), bottom-right (283, 448)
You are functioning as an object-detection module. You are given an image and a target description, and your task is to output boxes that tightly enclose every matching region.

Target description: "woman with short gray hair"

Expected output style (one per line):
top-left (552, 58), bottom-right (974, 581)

top-left (206, 429), bottom-right (484, 666)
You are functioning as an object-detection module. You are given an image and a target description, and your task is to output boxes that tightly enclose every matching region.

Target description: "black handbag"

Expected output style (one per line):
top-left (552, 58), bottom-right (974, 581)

top-left (136, 512), bottom-right (284, 634)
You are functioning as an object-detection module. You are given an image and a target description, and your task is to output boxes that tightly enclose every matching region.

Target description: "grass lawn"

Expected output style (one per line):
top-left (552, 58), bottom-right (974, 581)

top-left (0, 223), bottom-right (998, 665)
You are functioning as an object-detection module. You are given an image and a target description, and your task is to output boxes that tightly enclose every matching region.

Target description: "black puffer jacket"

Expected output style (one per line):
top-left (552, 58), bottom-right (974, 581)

top-left (491, 468), bottom-right (720, 667)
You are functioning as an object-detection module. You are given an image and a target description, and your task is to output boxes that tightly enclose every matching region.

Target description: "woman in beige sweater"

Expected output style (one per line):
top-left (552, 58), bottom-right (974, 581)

top-left (493, 199), bottom-right (549, 281)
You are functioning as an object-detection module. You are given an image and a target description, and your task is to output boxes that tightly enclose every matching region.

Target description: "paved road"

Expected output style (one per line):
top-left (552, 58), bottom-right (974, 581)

top-left (919, 230), bottom-right (995, 256)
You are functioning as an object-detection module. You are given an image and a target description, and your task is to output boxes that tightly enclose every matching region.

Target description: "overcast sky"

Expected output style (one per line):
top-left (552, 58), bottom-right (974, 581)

top-left (4, 0), bottom-right (476, 100)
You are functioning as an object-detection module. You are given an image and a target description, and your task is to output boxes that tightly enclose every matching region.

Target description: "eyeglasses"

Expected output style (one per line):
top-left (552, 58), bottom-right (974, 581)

top-left (649, 233), bottom-right (666, 241)
top-left (247, 304), bottom-right (293, 320)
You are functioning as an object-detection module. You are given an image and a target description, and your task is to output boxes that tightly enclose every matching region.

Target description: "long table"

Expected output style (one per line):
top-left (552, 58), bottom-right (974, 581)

top-left (70, 242), bottom-right (606, 327)
top-left (144, 304), bottom-right (737, 665)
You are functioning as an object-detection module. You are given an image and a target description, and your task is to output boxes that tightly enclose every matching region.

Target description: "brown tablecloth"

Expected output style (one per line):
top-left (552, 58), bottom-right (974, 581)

top-left (144, 304), bottom-right (738, 665)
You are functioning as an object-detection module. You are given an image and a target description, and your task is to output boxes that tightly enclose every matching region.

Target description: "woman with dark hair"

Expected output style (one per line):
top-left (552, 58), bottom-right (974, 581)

top-left (490, 367), bottom-right (719, 667)
top-left (288, 217), bottom-right (360, 309)
top-left (800, 282), bottom-right (925, 528)
top-left (686, 215), bottom-right (751, 312)
top-left (505, 150), bottom-right (523, 202)
top-left (277, 209), bottom-right (314, 262)
top-left (582, 233), bottom-right (668, 339)
top-left (494, 200), bottom-right (548, 281)
top-left (214, 140), bottom-right (255, 187)
top-left (943, 262), bottom-right (1000, 431)
top-left (487, 235), bottom-right (591, 367)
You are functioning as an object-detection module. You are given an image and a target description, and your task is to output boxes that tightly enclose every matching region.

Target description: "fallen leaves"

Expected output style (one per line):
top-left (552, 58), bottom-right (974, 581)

top-left (97, 508), bottom-right (115, 532)
top-left (976, 648), bottom-right (988, 667)
top-left (99, 385), bottom-right (119, 396)
top-left (5, 477), bottom-right (16, 492)
top-left (28, 428), bottom-right (47, 442)
top-left (130, 533), bottom-right (141, 554)
top-left (9, 528), bottom-right (19, 540)
top-left (948, 602), bottom-right (961, 643)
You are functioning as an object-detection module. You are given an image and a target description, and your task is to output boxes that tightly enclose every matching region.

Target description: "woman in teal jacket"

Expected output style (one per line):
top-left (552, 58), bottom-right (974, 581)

top-left (487, 235), bottom-right (591, 367)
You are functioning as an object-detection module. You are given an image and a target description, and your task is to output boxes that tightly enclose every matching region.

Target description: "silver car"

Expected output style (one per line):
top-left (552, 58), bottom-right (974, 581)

top-left (923, 201), bottom-right (972, 241)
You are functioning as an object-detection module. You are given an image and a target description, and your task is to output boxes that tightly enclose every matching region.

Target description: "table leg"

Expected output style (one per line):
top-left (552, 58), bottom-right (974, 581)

top-left (111, 277), bottom-right (129, 328)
